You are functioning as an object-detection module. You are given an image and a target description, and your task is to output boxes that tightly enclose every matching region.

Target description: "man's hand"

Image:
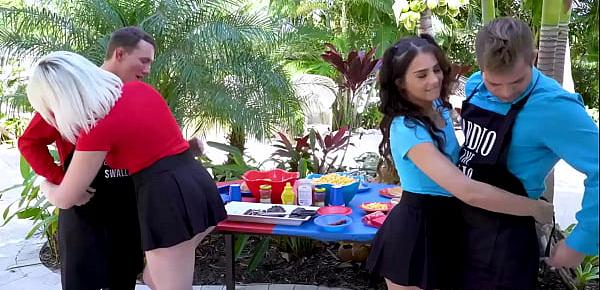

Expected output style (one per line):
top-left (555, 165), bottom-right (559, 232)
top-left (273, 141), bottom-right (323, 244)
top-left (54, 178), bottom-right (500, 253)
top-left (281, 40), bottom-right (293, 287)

top-left (547, 239), bottom-right (585, 268)
top-left (188, 137), bottom-right (205, 157)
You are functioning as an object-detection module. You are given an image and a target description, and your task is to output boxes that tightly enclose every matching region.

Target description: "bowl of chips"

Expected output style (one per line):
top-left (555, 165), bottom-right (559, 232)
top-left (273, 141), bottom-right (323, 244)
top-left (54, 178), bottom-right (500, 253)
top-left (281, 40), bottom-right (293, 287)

top-left (306, 173), bottom-right (359, 205)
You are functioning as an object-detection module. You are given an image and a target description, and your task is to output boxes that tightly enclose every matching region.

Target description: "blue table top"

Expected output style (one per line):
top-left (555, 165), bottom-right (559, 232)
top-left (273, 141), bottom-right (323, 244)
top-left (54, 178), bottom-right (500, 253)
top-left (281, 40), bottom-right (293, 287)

top-left (272, 182), bottom-right (395, 242)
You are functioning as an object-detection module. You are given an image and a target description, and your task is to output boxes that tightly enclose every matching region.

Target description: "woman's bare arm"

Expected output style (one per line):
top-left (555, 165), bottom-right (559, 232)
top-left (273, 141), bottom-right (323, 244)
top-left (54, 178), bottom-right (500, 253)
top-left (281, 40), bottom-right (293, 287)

top-left (42, 150), bottom-right (107, 209)
top-left (406, 142), bottom-right (553, 223)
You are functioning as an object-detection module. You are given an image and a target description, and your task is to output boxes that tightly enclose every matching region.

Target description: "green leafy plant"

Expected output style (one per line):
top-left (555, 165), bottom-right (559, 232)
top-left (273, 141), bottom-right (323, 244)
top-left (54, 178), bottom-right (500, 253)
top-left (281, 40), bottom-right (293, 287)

top-left (273, 236), bottom-right (320, 260)
top-left (200, 141), bottom-right (259, 182)
top-left (574, 255), bottom-right (599, 289)
top-left (321, 44), bottom-right (381, 131)
top-left (231, 234), bottom-right (270, 272)
top-left (0, 114), bottom-right (27, 146)
top-left (308, 125), bottom-right (354, 173)
top-left (270, 132), bottom-right (314, 177)
top-left (0, 0), bottom-right (302, 155)
top-left (358, 102), bottom-right (383, 129)
top-left (271, 126), bottom-right (353, 175)
top-left (1, 155), bottom-right (59, 261)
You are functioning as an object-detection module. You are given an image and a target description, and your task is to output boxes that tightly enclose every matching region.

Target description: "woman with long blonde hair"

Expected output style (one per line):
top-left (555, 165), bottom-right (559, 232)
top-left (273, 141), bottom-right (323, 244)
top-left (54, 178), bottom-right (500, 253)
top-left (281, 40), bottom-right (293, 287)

top-left (28, 51), bottom-right (227, 290)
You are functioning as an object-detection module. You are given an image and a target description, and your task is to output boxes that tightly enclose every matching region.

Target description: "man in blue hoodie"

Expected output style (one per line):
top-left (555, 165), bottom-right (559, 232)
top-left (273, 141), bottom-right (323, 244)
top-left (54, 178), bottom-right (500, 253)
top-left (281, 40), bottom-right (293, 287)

top-left (457, 17), bottom-right (598, 289)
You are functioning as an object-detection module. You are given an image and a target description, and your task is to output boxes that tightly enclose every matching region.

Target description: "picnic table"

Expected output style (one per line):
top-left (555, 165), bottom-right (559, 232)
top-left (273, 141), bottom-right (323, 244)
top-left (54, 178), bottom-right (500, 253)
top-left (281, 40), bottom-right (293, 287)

top-left (215, 181), bottom-right (396, 290)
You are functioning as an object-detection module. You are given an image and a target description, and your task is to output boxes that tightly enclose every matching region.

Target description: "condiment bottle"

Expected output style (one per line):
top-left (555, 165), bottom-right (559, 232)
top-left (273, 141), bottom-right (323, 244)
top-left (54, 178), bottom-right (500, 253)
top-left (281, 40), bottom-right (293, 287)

top-left (259, 184), bottom-right (272, 204)
top-left (297, 179), bottom-right (313, 206)
top-left (281, 182), bottom-right (296, 205)
top-left (314, 187), bottom-right (326, 207)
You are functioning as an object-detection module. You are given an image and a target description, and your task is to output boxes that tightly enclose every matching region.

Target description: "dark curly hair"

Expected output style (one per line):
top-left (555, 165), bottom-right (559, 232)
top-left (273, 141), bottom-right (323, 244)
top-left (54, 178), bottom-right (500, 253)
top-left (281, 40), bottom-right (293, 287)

top-left (377, 34), bottom-right (454, 183)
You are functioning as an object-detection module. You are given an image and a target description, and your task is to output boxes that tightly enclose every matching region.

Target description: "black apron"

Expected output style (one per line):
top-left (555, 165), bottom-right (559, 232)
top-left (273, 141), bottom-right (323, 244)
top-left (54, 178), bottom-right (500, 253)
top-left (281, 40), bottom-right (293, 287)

top-left (58, 154), bottom-right (143, 290)
top-left (457, 80), bottom-right (540, 289)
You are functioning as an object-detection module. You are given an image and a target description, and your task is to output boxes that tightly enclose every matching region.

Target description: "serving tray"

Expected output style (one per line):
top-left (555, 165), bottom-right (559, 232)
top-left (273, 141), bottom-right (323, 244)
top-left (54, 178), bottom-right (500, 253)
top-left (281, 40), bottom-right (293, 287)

top-left (225, 202), bottom-right (319, 226)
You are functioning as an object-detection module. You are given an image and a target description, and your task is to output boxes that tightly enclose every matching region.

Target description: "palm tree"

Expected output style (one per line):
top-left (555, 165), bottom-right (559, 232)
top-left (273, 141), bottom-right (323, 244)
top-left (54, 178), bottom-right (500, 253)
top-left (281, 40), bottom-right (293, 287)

top-left (0, 0), bottom-right (302, 153)
top-left (481, 0), bottom-right (495, 24)
top-left (419, 8), bottom-right (434, 36)
top-left (537, 0), bottom-right (562, 79)
top-left (553, 0), bottom-right (573, 84)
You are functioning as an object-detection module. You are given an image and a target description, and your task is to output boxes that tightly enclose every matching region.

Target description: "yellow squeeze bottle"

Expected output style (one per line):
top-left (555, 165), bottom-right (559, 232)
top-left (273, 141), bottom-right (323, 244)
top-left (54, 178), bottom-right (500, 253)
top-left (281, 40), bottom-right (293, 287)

top-left (281, 182), bottom-right (296, 205)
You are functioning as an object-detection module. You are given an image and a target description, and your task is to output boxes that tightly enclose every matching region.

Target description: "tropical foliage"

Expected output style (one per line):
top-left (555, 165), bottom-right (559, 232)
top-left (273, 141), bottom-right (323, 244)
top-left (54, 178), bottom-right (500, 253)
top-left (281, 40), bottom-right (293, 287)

top-left (0, 0), bottom-right (302, 153)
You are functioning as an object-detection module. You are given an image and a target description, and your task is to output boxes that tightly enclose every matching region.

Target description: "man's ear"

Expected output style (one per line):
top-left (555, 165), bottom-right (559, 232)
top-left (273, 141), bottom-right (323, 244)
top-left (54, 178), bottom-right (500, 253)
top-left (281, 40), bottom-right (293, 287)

top-left (114, 47), bottom-right (124, 61)
top-left (531, 49), bottom-right (539, 66)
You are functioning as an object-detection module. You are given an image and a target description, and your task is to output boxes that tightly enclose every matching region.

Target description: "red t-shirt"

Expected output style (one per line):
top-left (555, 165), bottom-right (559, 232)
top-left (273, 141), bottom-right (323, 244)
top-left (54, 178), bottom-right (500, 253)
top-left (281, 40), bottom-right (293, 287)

top-left (76, 81), bottom-right (189, 174)
top-left (18, 113), bottom-right (75, 184)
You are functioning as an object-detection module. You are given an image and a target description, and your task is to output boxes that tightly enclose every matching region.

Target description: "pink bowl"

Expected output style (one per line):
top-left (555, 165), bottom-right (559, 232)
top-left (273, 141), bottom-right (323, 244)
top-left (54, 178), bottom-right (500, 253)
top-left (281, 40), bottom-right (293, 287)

top-left (242, 169), bottom-right (299, 204)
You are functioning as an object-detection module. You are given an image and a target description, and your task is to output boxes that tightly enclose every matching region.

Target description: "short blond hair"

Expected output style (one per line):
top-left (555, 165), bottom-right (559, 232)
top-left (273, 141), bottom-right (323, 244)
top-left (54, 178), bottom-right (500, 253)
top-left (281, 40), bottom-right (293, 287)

top-left (476, 17), bottom-right (535, 73)
top-left (27, 51), bottom-right (123, 143)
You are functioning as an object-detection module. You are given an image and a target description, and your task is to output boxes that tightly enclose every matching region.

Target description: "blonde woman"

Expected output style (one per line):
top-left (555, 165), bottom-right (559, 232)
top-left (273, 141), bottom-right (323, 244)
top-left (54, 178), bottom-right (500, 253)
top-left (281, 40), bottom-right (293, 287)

top-left (28, 51), bottom-right (227, 290)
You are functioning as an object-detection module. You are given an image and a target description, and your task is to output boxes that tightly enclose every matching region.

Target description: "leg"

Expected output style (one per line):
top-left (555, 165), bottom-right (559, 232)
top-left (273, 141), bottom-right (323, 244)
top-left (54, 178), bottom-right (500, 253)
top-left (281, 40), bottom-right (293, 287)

top-left (385, 278), bottom-right (422, 290)
top-left (144, 227), bottom-right (214, 290)
top-left (224, 233), bottom-right (235, 290)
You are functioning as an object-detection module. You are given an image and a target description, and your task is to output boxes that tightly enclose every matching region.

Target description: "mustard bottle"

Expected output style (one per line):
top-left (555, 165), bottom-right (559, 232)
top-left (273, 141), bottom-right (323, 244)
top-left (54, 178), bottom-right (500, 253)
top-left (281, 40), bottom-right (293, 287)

top-left (281, 182), bottom-right (296, 205)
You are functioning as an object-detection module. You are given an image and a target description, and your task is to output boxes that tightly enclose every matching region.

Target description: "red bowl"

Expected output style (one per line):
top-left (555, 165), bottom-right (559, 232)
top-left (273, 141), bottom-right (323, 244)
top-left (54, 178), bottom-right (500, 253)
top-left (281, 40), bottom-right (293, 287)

top-left (242, 169), bottom-right (299, 204)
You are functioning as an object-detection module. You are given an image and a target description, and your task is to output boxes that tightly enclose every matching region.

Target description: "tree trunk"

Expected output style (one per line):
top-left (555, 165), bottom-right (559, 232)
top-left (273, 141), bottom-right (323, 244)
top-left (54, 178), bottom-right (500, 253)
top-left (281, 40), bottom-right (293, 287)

top-left (481, 0), bottom-right (496, 24)
top-left (418, 8), bottom-right (433, 36)
top-left (537, 0), bottom-right (562, 79)
top-left (553, 0), bottom-right (572, 84)
top-left (537, 0), bottom-right (562, 202)
top-left (340, 0), bottom-right (348, 36)
top-left (227, 125), bottom-right (246, 163)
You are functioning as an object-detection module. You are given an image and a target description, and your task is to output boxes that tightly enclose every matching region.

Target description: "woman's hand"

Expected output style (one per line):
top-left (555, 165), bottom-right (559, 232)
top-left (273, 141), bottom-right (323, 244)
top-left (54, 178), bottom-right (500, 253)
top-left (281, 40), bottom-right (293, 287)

top-left (533, 199), bottom-right (554, 225)
top-left (41, 180), bottom-right (95, 208)
top-left (40, 180), bottom-right (59, 205)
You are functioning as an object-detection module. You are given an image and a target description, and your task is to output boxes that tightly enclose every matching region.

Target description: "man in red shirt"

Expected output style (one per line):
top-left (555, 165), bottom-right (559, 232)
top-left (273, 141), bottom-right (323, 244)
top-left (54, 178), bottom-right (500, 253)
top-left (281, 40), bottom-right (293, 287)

top-left (19, 27), bottom-right (156, 290)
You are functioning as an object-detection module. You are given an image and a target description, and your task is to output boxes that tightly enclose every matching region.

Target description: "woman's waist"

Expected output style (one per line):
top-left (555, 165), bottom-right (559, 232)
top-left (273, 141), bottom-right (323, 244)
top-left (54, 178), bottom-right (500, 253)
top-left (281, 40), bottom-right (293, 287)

top-left (131, 149), bottom-right (195, 182)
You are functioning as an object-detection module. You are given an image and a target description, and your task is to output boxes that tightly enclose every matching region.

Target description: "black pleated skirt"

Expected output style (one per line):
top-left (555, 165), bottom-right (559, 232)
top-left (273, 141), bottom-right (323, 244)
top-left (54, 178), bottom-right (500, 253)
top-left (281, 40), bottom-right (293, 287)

top-left (366, 191), bottom-right (464, 290)
top-left (132, 150), bottom-right (227, 251)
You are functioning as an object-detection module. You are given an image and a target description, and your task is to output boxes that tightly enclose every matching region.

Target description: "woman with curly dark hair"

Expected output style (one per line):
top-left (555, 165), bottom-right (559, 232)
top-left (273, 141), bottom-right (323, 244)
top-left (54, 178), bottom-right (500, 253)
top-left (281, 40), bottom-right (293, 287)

top-left (365, 34), bottom-right (553, 290)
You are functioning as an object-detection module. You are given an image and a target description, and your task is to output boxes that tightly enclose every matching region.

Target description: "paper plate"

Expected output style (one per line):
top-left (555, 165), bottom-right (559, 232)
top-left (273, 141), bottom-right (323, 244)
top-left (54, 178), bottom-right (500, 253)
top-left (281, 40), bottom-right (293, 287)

top-left (359, 202), bottom-right (393, 213)
top-left (317, 206), bottom-right (352, 216)
top-left (379, 186), bottom-right (403, 198)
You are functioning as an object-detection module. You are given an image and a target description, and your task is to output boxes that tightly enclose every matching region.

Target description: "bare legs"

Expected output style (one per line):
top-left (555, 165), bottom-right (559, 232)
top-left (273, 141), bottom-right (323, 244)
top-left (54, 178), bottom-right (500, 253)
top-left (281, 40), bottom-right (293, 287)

top-left (143, 226), bottom-right (215, 290)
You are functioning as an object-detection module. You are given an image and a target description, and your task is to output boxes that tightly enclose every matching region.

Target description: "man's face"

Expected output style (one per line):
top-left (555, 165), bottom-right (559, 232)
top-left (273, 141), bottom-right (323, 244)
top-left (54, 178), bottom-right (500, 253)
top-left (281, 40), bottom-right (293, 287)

top-left (482, 59), bottom-right (532, 102)
top-left (113, 40), bottom-right (155, 83)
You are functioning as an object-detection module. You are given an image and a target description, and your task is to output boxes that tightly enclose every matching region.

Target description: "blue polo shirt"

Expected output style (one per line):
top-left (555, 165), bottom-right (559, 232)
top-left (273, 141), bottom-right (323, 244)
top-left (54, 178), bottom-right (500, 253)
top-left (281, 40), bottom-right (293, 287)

top-left (390, 102), bottom-right (460, 197)
top-left (465, 67), bottom-right (599, 255)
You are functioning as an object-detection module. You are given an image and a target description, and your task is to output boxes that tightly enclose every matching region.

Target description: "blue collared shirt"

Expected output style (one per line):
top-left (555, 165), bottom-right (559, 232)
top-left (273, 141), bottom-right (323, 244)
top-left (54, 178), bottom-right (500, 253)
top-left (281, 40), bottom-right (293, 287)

top-left (465, 68), bottom-right (599, 255)
top-left (390, 101), bottom-right (460, 197)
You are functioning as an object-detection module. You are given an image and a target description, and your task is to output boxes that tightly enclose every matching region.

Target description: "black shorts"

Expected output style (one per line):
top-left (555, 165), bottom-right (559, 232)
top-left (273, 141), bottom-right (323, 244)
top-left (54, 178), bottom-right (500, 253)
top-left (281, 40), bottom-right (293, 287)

top-left (366, 191), bottom-right (463, 290)
top-left (132, 150), bottom-right (227, 251)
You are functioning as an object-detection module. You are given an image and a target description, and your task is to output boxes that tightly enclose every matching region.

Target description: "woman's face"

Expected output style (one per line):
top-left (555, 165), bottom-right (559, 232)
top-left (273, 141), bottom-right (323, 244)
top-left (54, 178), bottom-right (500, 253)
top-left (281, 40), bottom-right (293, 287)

top-left (397, 52), bottom-right (443, 108)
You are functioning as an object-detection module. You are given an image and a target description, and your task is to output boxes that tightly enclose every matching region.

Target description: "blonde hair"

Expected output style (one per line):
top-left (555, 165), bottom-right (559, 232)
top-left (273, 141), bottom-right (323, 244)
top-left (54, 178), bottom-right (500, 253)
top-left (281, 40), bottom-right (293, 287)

top-left (27, 51), bottom-right (123, 143)
top-left (476, 17), bottom-right (535, 73)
